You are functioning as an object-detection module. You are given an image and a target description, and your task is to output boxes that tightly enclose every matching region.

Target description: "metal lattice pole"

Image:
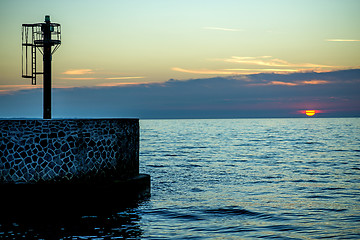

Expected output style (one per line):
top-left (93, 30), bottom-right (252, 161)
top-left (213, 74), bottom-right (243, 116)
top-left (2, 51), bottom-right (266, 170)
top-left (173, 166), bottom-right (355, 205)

top-left (43, 16), bottom-right (52, 119)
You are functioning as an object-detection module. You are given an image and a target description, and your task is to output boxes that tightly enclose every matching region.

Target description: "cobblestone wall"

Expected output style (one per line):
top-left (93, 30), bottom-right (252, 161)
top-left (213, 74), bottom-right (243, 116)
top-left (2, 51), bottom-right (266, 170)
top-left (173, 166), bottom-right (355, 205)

top-left (0, 119), bottom-right (139, 183)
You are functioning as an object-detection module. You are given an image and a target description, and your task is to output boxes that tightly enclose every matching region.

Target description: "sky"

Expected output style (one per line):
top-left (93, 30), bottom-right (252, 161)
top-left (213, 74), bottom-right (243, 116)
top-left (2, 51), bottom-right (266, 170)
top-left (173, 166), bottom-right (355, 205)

top-left (0, 0), bottom-right (359, 118)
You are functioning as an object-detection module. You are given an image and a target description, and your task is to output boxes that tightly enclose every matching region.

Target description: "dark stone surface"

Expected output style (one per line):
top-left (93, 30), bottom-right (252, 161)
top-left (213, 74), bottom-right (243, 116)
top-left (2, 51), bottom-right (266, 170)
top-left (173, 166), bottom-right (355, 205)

top-left (0, 119), bottom-right (139, 183)
top-left (0, 174), bottom-right (151, 216)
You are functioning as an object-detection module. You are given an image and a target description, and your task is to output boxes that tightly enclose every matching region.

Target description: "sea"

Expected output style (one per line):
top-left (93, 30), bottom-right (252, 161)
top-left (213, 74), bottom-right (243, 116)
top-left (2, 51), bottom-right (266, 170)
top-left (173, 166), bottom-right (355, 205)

top-left (1, 118), bottom-right (359, 239)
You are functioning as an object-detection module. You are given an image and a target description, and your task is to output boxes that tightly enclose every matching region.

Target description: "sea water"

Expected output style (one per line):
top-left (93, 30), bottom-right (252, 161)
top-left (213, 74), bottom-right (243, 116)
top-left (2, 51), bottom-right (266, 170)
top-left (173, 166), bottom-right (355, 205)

top-left (1, 118), bottom-right (359, 239)
top-left (138, 118), bottom-right (360, 239)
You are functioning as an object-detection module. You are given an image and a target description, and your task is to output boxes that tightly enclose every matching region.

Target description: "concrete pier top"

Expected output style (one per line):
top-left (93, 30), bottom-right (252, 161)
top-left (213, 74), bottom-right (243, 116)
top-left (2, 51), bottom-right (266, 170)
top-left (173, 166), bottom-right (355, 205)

top-left (0, 118), bottom-right (139, 183)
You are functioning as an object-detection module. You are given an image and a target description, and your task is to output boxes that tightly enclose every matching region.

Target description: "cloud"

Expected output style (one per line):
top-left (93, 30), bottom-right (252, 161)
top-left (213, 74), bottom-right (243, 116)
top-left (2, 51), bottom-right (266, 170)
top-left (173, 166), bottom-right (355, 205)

top-left (1, 69), bottom-right (359, 118)
top-left (60, 77), bottom-right (98, 80)
top-left (0, 90), bottom-right (13, 95)
top-left (173, 67), bottom-right (300, 75)
top-left (300, 80), bottom-right (329, 85)
top-left (0, 84), bottom-right (41, 94)
top-left (60, 69), bottom-right (145, 82)
top-left (249, 79), bottom-right (331, 87)
top-left (224, 68), bottom-right (299, 73)
top-left (268, 81), bottom-right (298, 86)
top-left (172, 67), bottom-right (237, 75)
top-left (0, 75), bottom-right (146, 95)
top-left (326, 39), bottom-right (360, 42)
top-left (96, 82), bottom-right (148, 87)
top-left (222, 56), bottom-right (335, 69)
top-left (104, 77), bottom-right (145, 80)
top-left (174, 56), bottom-right (350, 77)
top-left (62, 69), bottom-right (95, 75)
top-left (59, 76), bottom-right (145, 81)
top-left (203, 27), bottom-right (241, 32)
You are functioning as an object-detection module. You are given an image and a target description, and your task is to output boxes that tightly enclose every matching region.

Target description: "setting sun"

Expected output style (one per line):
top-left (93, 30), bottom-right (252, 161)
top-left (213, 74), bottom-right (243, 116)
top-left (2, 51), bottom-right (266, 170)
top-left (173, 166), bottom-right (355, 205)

top-left (305, 110), bottom-right (316, 116)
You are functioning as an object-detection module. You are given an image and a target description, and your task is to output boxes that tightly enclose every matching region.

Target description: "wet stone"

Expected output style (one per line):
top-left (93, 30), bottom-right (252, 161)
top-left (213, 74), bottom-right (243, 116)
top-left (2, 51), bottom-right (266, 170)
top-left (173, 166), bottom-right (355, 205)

top-left (31, 155), bottom-right (38, 162)
top-left (67, 136), bottom-right (75, 142)
top-left (0, 119), bottom-right (139, 183)
top-left (49, 132), bottom-right (57, 138)
top-left (58, 131), bottom-right (66, 138)
top-left (40, 139), bottom-right (48, 148)
top-left (54, 141), bottom-right (61, 149)
top-left (41, 161), bottom-right (47, 168)
top-left (36, 145), bottom-right (42, 152)
top-left (7, 142), bottom-right (14, 149)
top-left (89, 140), bottom-right (96, 147)
top-left (38, 151), bottom-right (45, 157)
top-left (20, 151), bottom-right (27, 159)
top-left (44, 153), bottom-right (52, 162)
top-left (24, 157), bottom-right (32, 164)
top-left (40, 133), bottom-right (48, 139)
top-left (61, 143), bottom-right (70, 152)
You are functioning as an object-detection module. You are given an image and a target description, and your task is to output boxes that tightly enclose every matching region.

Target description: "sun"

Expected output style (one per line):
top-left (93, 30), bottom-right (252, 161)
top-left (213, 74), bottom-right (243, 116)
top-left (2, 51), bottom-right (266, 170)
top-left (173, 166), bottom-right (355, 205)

top-left (305, 110), bottom-right (316, 116)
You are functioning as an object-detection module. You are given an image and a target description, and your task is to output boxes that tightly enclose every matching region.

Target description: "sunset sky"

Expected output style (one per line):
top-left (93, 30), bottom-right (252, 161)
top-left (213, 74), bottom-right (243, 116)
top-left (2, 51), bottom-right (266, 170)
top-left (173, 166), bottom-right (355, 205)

top-left (0, 0), bottom-right (359, 118)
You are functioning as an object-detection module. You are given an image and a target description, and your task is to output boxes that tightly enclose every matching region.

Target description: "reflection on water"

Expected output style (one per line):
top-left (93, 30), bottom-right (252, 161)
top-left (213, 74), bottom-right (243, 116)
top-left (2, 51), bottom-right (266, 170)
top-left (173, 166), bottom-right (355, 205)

top-left (139, 118), bottom-right (360, 239)
top-left (1, 118), bottom-right (360, 239)
top-left (0, 200), bottom-right (145, 239)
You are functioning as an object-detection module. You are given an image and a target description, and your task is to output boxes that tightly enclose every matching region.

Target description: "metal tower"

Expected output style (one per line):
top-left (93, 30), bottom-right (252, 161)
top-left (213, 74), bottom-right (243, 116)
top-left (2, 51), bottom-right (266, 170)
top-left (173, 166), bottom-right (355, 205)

top-left (22, 15), bottom-right (61, 119)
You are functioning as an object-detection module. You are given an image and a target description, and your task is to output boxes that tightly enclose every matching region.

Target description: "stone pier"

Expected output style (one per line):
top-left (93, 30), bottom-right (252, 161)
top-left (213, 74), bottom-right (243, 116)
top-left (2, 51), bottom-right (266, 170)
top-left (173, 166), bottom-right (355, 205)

top-left (0, 118), bottom-right (150, 212)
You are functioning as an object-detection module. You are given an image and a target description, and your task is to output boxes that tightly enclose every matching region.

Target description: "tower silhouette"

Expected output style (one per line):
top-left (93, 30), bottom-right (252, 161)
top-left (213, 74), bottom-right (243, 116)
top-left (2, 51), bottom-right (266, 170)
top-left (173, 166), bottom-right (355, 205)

top-left (22, 15), bottom-right (61, 119)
